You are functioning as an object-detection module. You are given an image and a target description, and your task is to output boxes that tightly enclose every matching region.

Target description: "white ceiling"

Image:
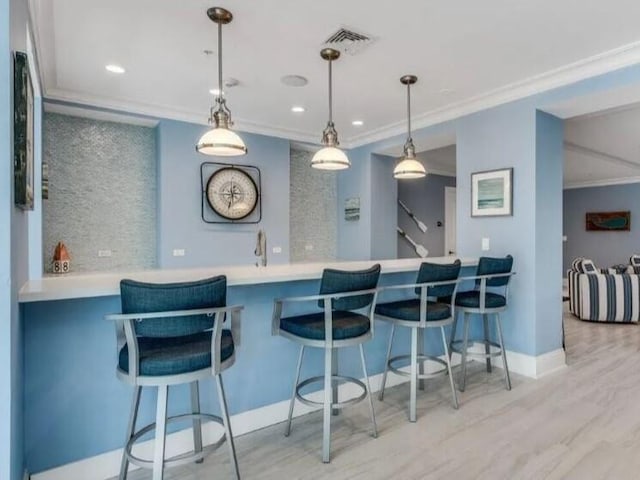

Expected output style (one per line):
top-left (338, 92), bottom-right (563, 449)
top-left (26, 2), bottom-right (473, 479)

top-left (564, 105), bottom-right (640, 188)
top-left (32, 0), bottom-right (640, 147)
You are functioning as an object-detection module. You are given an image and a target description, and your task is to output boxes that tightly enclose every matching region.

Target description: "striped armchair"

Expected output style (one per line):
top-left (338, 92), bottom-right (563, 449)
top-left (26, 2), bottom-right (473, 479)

top-left (568, 258), bottom-right (640, 323)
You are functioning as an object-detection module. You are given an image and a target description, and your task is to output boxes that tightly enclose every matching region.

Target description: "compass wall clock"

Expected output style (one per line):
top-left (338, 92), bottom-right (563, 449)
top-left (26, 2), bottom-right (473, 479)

top-left (200, 162), bottom-right (262, 224)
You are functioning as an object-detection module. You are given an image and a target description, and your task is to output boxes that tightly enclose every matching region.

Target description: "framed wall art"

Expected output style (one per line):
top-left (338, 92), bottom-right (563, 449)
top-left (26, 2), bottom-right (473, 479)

top-left (586, 211), bottom-right (630, 231)
top-left (14, 51), bottom-right (35, 210)
top-left (471, 168), bottom-right (513, 217)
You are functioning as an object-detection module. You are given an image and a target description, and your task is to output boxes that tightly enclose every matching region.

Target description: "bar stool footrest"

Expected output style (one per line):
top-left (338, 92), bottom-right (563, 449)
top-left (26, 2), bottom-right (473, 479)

top-left (125, 413), bottom-right (225, 470)
top-left (388, 354), bottom-right (448, 379)
top-left (451, 339), bottom-right (503, 357)
top-left (296, 375), bottom-right (367, 409)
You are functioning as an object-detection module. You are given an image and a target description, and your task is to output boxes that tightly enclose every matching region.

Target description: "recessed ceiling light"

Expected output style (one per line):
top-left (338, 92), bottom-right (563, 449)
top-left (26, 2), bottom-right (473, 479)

top-left (281, 75), bottom-right (309, 87)
top-left (352, 120), bottom-right (364, 126)
top-left (291, 106), bottom-right (305, 113)
top-left (105, 64), bottom-right (125, 74)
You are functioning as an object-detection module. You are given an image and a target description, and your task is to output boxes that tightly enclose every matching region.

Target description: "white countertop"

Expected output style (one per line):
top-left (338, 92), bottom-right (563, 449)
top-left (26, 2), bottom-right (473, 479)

top-left (19, 256), bottom-right (477, 303)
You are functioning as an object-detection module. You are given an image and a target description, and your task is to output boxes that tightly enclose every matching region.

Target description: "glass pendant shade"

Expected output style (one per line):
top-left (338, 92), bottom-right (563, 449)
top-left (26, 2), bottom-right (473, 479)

top-left (196, 127), bottom-right (247, 156)
top-left (393, 156), bottom-right (426, 179)
top-left (311, 146), bottom-right (350, 170)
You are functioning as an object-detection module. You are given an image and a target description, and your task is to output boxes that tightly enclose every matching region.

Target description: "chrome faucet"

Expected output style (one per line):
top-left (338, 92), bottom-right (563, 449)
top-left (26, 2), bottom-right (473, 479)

top-left (255, 229), bottom-right (267, 267)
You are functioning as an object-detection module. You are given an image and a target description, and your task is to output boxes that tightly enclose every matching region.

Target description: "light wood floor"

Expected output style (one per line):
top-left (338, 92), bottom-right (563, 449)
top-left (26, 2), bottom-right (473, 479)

top-left (121, 308), bottom-right (640, 479)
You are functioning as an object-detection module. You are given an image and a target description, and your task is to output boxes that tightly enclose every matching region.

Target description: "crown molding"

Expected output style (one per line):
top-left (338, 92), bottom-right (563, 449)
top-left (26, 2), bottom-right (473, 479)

top-left (564, 176), bottom-right (640, 190)
top-left (40, 38), bottom-right (640, 150)
top-left (347, 39), bottom-right (640, 148)
top-left (43, 87), bottom-right (321, 145)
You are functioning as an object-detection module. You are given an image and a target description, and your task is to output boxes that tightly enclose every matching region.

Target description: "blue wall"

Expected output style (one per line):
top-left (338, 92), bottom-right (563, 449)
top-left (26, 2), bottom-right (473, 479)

top-left (456, 102), bottom-right (539, 355)
top-left (157, 120), bottom-right (291, 269)
top-left (370, 153), bottom-right (398, 260)
top-left (563, 183), bottom-right (640, 272)
top-left (337, 145), bottom-right (372, 260)
top-left (535, 111), bottom-right (564, 355)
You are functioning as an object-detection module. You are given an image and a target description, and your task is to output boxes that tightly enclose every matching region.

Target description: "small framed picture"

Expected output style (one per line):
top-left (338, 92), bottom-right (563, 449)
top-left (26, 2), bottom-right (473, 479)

top-left (471, 168), bottom-right (513, 217)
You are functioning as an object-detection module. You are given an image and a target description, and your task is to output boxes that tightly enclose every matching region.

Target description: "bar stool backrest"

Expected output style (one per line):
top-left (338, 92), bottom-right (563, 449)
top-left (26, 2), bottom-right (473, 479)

top-left (415, 260), bottom-right (461, 297)
top-left (476, 256), bottom-right (513, 287)
top-left (318, 264), bottom-right (381, 311)
top-left (120, 276), bottom-right (227, 338)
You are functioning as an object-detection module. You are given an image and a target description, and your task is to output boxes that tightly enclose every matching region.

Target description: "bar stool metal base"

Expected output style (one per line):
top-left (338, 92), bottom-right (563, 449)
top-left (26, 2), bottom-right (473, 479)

top-left (284, 344), bottom-right (377, 464)
top-left (296, 375), bottom-right (368, 409)
top-left (125, 413), bottom-right (227, 470)
top-left (387, 354), bottom-right (449, 379)
top-left (377, 324), bottom-right (458, 423)
top-left (451, 311), bottom-right (511, 393)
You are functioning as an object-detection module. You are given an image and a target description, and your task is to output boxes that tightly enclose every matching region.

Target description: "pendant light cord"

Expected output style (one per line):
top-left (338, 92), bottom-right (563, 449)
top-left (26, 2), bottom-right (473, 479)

top-left (217, 21), bottom-right (223, 101)
top-left (406, 83), bottom-right (412, 141)
top-left (328, 59), bottom-right (333, 124)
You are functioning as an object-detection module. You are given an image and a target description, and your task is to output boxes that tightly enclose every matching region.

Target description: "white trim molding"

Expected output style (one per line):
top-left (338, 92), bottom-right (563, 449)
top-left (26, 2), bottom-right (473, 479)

top-left (564, 176), bottom-right (640, 190)
top-left (32, 348), bottom-right (566, 480)
top-left (35, 36), bottom-right (640, 149)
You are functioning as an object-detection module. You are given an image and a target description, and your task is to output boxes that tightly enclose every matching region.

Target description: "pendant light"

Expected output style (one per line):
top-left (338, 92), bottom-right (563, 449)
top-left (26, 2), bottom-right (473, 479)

top-left (196, 7), bottom-right (247, 156)
top-left (311, 48), bottom-right (350, 170)
top-left (393, 75), bottom-right (426, 179)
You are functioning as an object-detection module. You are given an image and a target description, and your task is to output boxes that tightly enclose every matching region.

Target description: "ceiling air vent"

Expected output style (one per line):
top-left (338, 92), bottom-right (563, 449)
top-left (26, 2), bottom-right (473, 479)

top-left (323, 27), bottom-right (375, 55)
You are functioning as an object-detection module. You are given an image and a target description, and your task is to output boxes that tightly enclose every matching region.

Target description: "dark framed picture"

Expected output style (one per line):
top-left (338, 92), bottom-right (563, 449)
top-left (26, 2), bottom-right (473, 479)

top-left (586, 211), bottom-right (630, 231)
top-left (471, 168), bottom-right (513, 217)
top-left (14, 51), bottom-right (34, 210)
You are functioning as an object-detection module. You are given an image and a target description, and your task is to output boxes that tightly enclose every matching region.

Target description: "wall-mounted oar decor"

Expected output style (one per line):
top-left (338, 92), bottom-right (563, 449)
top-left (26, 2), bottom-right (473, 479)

top-left (397, 227), bottom-right (429, 258)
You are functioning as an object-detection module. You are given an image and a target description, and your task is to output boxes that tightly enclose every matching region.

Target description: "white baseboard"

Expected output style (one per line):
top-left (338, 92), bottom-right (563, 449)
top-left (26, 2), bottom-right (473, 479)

top-left (32, 347), bottom-right (566, 480)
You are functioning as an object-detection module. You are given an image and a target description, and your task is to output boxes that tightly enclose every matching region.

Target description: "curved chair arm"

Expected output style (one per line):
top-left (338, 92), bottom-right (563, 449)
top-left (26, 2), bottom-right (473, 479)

top-left (459, 272), bottom-right (516, 311)
top-left (105, 305), bottom-right (244, 378)
top-left (377, 279), bottom-right (461, 326)
top-left (271, 288), bottom-right (379, 339)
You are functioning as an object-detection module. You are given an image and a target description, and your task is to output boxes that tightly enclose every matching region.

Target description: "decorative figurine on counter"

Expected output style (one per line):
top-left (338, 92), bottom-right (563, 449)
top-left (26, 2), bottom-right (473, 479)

top-left (52, 242), bottom-right (71, 274)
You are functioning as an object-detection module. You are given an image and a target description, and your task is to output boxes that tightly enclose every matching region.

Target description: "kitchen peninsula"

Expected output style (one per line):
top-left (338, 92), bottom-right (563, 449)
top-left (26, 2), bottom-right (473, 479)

top-left (20, 256), bottom-right (477, 478)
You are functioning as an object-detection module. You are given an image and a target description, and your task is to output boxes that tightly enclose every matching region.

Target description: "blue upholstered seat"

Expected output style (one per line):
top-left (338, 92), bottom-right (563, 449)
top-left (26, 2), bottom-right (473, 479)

top-left (274, 264), bottom-right (381, 462)
top-left (376, 260), bottom-right (462, 419)
top-left (280, 311), bottom-right (371, 340)
top-left (113, 275), bottom-right (241, 479)
top-left (454, 291), bottom-right (506, 309)
top-left (119, 330), bottom-right (234, 376)
top-left (375, 299), bottom-right (451, 322)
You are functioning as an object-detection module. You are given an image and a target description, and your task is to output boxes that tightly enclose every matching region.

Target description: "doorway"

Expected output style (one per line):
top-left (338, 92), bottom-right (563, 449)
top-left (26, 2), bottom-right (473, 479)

top-left (444, 186), bottom-right (457, 256)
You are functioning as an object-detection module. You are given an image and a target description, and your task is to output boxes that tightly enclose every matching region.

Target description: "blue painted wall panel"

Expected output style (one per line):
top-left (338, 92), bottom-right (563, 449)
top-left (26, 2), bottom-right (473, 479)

top-left (157, 120), bottom-right (291, 269)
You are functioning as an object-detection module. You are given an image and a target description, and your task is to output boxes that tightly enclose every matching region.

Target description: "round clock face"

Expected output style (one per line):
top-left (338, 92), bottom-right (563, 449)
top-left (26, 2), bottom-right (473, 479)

top-left (206, 167), bottom-right (259, 220)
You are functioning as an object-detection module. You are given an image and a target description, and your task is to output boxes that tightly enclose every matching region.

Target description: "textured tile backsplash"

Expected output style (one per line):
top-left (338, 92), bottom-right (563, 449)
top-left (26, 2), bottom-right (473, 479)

top-left (43, 113), bottom-right (157, 273)
top-left (289, 148), bottom-right (337, 262)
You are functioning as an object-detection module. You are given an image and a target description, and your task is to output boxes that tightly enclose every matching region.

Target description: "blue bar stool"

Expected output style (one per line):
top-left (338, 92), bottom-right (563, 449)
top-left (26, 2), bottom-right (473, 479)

top-left (375, 260), bottom-right (461, 422)
top-left (272, 265), bottom-right (381, 463)
top-left (106, 276), bottom-right (243, 480)
top-left (450, 255), bottom-right (515, 392)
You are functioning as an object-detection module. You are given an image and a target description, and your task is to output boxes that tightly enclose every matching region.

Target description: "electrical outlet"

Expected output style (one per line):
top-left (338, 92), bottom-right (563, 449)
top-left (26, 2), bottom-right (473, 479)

top-left (305, 244), bottom-right (314, 251)
top-left (172, 249), bottom-right (185, 257)
top-left (98, 250), bottom-right (112, 258)
top-left (481, 238), bottom-right (490, 251)
top-left (272, 246), bottom-right (282, 254)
